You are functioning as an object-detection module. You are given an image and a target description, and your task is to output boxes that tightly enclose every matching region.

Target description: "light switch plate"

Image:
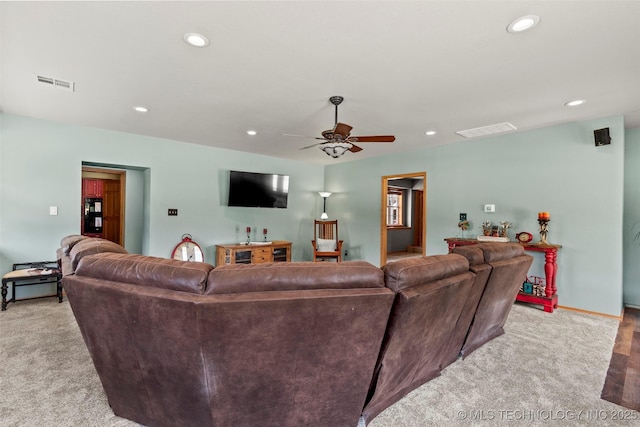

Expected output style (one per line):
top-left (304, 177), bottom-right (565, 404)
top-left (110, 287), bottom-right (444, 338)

top-left (168, 209), bottom-right (178, 216)
top-left (484, 204), bottom-right (496, 213)
top-left (49, 206), bottom-right (58, 215)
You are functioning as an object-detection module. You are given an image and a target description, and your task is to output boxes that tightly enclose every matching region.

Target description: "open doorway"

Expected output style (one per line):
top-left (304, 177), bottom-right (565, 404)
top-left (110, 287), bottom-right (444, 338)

top-left (380, 172), bottom-right (426, 266)
top-left (81, 167), bottom-right (126, 245)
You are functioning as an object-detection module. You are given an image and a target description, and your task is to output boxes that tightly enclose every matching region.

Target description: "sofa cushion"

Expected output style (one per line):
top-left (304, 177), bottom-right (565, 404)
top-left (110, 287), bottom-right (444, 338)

top-left (60, 234), bottom-right (89, 255)
top-left (206, 261), bottom-right (384, 294)
top-left (69, 238), bottom-right (129, 271)
top-left (477, 242), bottom-right (525, 262)
top-left (75, 253), bottom-right (214, 294)
top-left (451, 245), bottom-right (485, 266)
top-left (382, 254), bottom-right (469, 293)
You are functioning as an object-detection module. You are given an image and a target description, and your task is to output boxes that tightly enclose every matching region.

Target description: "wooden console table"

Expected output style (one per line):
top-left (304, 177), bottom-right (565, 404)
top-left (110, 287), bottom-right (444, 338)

top-left (215, 241), bottom-right (292, 266)
top-left (444, 238), bottom-right (561, 313)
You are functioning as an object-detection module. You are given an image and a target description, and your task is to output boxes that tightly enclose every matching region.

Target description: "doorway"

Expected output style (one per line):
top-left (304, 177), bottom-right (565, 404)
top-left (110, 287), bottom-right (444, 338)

top-left (81, 167), bottom-right (125, 245)
top-left (380, 172), bottom-right (426, 266)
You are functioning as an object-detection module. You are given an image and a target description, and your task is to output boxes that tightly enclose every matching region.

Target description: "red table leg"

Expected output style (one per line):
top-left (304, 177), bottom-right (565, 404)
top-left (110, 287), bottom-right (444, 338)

top-left (544, 250), bottom-right (557, 298)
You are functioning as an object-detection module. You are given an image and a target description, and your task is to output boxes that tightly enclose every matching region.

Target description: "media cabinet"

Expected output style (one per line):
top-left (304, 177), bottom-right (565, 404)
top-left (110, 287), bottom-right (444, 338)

top-left (215, 241), bottom-right (292, 266)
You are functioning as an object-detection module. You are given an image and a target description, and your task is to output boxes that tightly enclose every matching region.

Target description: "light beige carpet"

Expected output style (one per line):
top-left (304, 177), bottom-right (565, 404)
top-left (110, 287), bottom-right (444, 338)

top-left (0, 298), bottom-right (636, 426)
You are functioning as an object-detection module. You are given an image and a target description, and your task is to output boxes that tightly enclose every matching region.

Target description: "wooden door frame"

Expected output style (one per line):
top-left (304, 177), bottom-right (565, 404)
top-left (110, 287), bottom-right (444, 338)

top-left (81, 166), bottom-right (126, 245)
top-left (380, 172), bottom-right (426, 267)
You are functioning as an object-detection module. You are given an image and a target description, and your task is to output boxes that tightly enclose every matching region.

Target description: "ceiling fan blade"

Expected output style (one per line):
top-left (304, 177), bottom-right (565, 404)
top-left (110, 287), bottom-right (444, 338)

top-left (283, 133), bottom-right (326, 141)
top-left (348, 143), bottom-right (363, 153)
top-left (299, 142), bottom-right (324, 150)
top-left (348, 135), bottom-right (395, 143)
top-left (333, 122), bottom-right (353, 138)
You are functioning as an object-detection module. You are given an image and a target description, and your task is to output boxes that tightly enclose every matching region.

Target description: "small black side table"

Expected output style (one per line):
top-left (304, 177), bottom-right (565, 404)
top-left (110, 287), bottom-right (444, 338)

top-left (1, 261), bottom-right (62, 311)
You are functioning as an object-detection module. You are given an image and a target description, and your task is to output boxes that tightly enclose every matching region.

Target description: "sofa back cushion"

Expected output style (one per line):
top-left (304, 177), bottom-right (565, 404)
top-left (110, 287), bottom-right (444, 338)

top-left (60, 234), bottom-right (89, 255)
top-left (443, 245), bottom-right (493, 367)
top-left (362, 254), bottom-right (475, 423)
top-left (206, 261), bottom-right (384, 294)
top-left (69, 238), bottom-right (129, 271)
top-left (451, 245), bottom-right (485, 266)
top-left (480, 242), bottom-right (526, 262)
top-left (75, 253), bottom-right (214, 294)
top-left (459, 243), bottom-right (533, 358)
top-left (383, 254), bottom-right (469, 292)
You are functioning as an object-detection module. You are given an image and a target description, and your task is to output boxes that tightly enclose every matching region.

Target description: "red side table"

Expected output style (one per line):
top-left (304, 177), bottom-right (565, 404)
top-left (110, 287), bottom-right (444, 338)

top-left (444, 238), bottom-right (561, 313)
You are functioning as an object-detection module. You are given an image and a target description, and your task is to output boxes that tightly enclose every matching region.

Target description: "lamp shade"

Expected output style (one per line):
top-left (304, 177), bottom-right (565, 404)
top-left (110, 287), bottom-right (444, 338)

top-left (318, 192), bottom-right (332, 198)
top-left (320, 142), bottom-right (353, 158)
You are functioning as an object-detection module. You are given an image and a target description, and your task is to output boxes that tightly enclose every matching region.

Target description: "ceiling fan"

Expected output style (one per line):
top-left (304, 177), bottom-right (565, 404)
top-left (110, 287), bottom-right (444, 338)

top-left (286, 96), bottom-right (395, 158)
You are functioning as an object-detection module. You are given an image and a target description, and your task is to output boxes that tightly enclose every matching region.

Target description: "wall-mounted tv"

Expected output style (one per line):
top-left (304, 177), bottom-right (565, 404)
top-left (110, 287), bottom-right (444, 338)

top-left (228, 170), bottom-right (289, 208)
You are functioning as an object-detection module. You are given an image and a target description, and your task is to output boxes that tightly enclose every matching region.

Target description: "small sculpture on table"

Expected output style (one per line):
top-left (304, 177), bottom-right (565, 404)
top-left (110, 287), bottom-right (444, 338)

top-left (263, 228), bottom-right (268, 242)
top-left (246, 226), bottom-right (251, 244)
top-left (537, 212), bottom-right (550, 244)
top-left (458, 219), bottom-right (470, 238)
top-left (500, 221), bottom-right (512, 239)
top-left (482, 221), bottom-right (492, 236)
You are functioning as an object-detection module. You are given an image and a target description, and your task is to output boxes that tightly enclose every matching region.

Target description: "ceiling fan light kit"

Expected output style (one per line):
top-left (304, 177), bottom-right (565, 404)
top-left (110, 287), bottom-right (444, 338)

top-left (288, 95), bottom-right (396, 158)
top-left (321, 142), bottom-right (354, 158)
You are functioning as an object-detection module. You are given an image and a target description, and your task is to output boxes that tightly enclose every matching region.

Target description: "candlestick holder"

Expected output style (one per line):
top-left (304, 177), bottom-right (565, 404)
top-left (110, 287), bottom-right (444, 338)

top-left (246, 227), bottom-right (251, 244)
top-left (538, 219), bottom-right (549, 244)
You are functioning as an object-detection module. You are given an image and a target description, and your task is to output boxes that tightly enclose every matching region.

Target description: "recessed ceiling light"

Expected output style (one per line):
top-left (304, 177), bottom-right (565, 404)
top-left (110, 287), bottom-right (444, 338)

top-left (183, 32), bottom-right (209, 47)
top-left (565, 99), bottom-right (586, 107)
top-left (425, 130), bottom-right (437, 136)
top-left (246, 130), bottom-right (257, 136)
top-left (507, 15), bottom-right (540, 33)
top-left (133, 106), bottom-right (148, 113)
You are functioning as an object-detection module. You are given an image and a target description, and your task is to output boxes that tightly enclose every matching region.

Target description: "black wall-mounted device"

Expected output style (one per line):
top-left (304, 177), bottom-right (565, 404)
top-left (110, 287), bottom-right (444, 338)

top-left (594, 127), bottom-right (611, 146)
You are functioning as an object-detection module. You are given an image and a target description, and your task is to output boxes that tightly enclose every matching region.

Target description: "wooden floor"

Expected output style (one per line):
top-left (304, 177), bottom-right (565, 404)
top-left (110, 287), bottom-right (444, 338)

top-left (386, 251), bottom-right (423, 263)
top-left (602, 307), bottom-right (640, 410)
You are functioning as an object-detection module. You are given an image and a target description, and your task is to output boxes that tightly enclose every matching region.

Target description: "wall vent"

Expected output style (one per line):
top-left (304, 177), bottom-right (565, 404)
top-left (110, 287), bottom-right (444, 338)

top-left (456, 122), bottom-right (517, 139)
top-left (34, 74), bottom-right (75, 92)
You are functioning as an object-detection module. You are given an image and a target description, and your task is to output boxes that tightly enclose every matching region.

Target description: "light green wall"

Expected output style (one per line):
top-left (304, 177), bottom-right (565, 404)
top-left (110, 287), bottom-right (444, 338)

top-left (326, 116), bottom-right (625, 316)
top-left (0, 113), bottom-right (631, 316)
top-left (624, 128), bottom-right (640, 307)
top-left (0, 114), bottom-right (324, 299)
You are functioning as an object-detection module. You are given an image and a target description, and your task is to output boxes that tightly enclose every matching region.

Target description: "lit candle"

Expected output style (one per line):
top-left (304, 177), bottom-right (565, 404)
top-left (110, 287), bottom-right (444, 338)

top-left (538, 212), bottom-right (550, 220)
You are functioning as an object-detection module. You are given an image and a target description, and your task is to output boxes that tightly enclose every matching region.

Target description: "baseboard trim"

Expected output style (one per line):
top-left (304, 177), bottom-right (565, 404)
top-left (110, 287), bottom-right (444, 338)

top-left (557, 305), bottom-right (622, 321)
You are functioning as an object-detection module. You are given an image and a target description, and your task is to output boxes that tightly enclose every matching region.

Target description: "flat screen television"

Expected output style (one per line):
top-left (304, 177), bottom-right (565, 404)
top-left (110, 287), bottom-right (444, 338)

top-left (228, 170), bottom-right (289, 208)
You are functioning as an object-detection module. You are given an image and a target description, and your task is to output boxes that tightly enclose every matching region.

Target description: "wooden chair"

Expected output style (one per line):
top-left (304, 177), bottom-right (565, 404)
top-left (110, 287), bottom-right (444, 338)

top-left (312, 220), bottom-right (343, 262)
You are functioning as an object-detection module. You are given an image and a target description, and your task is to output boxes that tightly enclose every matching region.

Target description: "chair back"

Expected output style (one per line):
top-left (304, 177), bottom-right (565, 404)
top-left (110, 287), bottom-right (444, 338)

top-left (315, 220), bottom-right (338, 241)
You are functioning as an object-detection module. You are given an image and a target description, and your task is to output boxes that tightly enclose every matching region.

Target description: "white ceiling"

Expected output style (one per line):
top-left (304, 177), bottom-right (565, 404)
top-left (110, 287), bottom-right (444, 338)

top-left (2, 1), bottom-right (639, 165)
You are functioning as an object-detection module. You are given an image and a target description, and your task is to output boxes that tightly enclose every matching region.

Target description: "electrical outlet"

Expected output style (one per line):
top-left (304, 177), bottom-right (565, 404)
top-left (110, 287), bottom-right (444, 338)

top-left (168, 208), bottom-right (178, 216)
top-left (459, 213), bottom-right (467, 221)
top-left (484, 204), bottom-right (496, 213)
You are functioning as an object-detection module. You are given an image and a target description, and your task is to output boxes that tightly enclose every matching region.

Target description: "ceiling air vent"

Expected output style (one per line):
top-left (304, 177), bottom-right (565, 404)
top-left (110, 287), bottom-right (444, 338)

top-left (34, 74), bottom-right (75, 92)
top-left (456, 122), bottom-right (517, 139)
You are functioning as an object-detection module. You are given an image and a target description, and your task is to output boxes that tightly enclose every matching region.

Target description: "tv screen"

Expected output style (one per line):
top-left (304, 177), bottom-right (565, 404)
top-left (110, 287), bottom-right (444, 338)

top-left (228, 170), bottom-right (289, 208)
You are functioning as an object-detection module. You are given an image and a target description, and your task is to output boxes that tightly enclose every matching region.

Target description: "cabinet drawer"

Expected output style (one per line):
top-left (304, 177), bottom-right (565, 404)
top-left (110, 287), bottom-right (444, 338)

top-left (252, 247), bottom-right (272, 263)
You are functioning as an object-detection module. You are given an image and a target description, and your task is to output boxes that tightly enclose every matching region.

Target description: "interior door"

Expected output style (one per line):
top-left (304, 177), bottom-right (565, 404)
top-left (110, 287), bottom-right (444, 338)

top-left (102, 179), bottom-right (122, 245)
top-left (413, 190), bottom-right (424, 251)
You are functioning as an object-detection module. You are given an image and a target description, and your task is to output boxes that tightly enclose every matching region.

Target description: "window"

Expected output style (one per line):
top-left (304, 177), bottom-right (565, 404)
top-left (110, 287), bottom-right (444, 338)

top-left (387, 187), bottom-right (404, 226)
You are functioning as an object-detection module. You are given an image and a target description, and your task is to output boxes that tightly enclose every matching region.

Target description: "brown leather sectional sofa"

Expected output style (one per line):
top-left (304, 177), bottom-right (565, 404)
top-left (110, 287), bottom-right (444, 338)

top-left (57, 235), bottom-right (532, 427)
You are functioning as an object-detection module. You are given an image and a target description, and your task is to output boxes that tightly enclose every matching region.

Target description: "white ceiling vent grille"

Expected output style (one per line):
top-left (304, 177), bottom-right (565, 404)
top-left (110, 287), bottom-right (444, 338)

top-left (34, 74), bottom-right (75, 92)
top-left (456, 122), bottom-right (517, 139)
